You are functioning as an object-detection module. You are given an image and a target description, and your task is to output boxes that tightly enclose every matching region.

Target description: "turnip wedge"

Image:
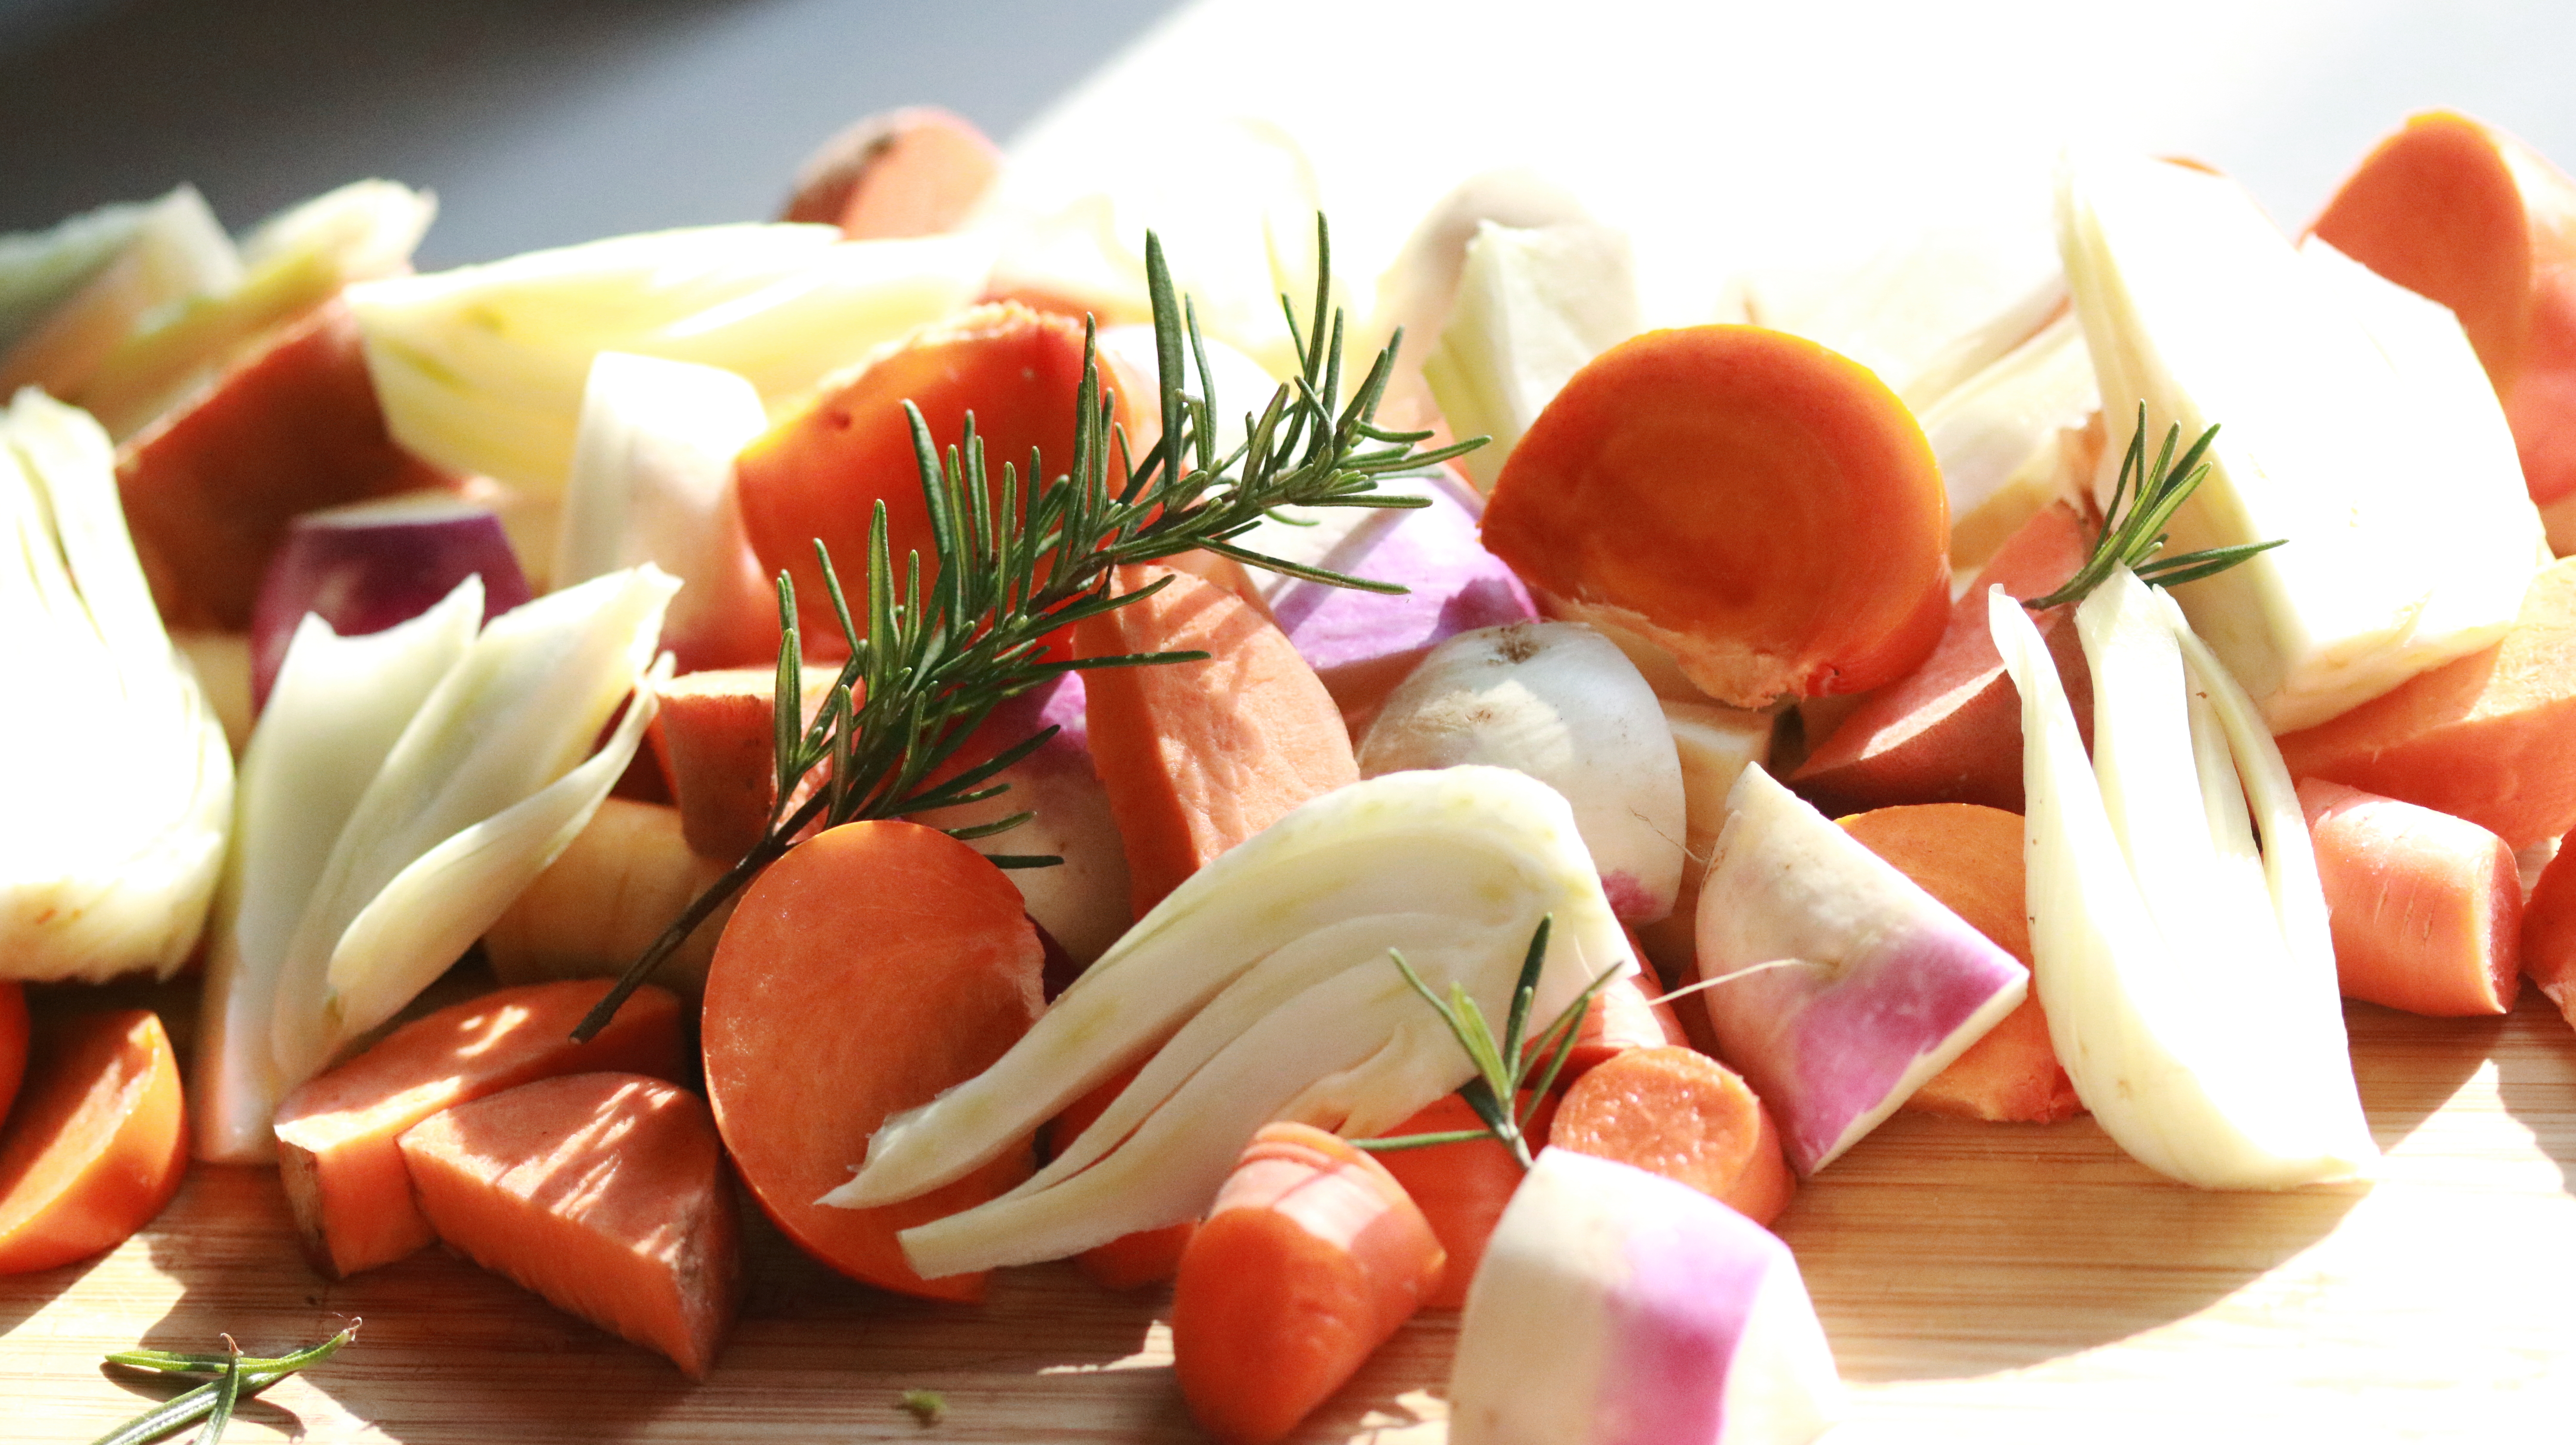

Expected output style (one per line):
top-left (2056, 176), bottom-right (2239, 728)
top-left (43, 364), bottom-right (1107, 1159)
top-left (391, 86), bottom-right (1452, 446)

top-left (821, 766), bottom-right (1632, 1278)
top-left (0, 389), bottom-right (231, 983)
top-left (1691, 763), bottom-right (2029, 1176)
top-left (1448, 1147), bottom-right (1841, 1445)
top-left (1989, 570), bottom-right (2376, 1189)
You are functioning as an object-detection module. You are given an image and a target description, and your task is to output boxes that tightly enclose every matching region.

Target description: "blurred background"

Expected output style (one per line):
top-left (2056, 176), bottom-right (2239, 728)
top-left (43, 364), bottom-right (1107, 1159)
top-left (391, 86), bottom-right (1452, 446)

top-left (2, 0), bottom-right (2572, 279)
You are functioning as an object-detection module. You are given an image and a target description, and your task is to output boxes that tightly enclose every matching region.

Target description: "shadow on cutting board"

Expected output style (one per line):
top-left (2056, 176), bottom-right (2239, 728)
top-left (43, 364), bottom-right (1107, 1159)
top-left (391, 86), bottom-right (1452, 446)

top-left (2486, 989), bottom-right (2576, 1197)
top-left (1781, 997), bottom-right (2501, 1383)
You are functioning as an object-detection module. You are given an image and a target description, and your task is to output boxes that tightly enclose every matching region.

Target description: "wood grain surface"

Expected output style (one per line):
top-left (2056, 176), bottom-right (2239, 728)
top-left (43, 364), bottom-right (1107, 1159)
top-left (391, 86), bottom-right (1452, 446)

top-left (8, 993), bottom-right (2573, 1444)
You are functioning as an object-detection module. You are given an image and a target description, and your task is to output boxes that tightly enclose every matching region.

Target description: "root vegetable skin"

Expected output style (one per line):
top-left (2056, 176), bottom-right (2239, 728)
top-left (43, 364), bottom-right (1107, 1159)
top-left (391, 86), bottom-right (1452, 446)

top-left (1481, 325), bottom-right (1949, 709)
top-left (0, 1009), bottom-right (187, 1274)
top-left (2300, 780), bottom-right (2520, 1017)
top-left (780, 107), bottom-right (1001, 239)
top-left (1172, 1123), bottom-right (1445, 1445)
top-left (700, 820), bottom-right (1044, 1303)
top-left (399, 1072), bottom-right (741, 1378)
top-left (271, 978), bottom-right (688, 1278)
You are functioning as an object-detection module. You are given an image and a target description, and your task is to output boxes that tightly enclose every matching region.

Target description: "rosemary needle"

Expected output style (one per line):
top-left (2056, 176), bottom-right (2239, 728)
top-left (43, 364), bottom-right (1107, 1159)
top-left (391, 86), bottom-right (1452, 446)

top-left (2023, 402), bottom-right (2284, 612)
top-left (94, 1324), bottom-right (358, 1445)
top-left (574, 217), bottom-right (1477, 1042)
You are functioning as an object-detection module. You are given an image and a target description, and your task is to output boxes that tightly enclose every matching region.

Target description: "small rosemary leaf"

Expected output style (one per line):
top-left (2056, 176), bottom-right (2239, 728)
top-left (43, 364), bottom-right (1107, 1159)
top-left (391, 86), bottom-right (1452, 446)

top-left (87, 1372), bottom-right (285, 1445)
top-left (940, 810), bottom-right (1037, 843)
top-left (2136, 539), bottom-right (2290, 588)
top-left (899, 1388), bottom-right (948, 1426)
top-left (1348, 1129), bottom-right (1497, 1153)
top-left (985, 854), bottom-right (1064, 870)
top-left (1194, 538), bottom-right (1410, 594)
top-left (1053, 648), bottom-right (1213, 673)
top-left (199, 1355), bottom-right (244, 1445)
top-left (1501, 915), bottom-right (1554, 1067)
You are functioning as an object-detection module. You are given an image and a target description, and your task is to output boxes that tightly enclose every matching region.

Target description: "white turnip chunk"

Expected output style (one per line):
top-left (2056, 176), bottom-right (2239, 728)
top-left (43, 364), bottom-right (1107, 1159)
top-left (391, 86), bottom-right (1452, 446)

top-left (1693, 764), bottom-right (2028, 1175)
top-left (1361, 622), bottom-right (1683, 922)
top-left (1447, 1147), bottom-right (1841, 1445)
top-left (1422, 220), bottom-right (1642, 493)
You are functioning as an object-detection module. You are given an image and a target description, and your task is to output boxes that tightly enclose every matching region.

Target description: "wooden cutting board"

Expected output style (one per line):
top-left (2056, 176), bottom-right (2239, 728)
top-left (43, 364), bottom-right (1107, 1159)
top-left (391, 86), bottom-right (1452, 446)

top-left (9, 994), bottom-right (2574, 1443)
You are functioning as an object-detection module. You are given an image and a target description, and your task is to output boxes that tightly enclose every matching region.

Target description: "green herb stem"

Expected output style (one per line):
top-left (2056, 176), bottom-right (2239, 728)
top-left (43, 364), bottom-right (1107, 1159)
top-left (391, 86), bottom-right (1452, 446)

top-left (2022, 402), bottom-right (2282, 613)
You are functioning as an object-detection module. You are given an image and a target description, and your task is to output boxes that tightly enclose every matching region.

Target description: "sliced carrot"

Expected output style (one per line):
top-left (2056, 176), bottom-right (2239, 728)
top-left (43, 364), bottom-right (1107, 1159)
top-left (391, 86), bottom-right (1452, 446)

top-left (1836, 802), bottom-right (2081, 1124)
top-left (1172, 1122), bottom-right (1446, 1445)
top-left (1480, 324), bottom-right (1950, 708)
top-left (0, 983), bottom-right (25, 1127)
top-left (2310, 111), bottom-right (2576, 520)
top-left (271, 979), bottom-right (688, 1278)
top-left (1076, 564), bottom-right (1359, 915)
top-left (733, 301), bottom-right (1134, 652)
top-left (0, 1009), bottom-right (186, 1274)
top-left (1548, 1045), bottom-right (1794, 1226)
top-left (2301, 780), bottom-right (2521, 1016)
top-left (2277, 557), bottom-right (2576, 850)
top-left (1043, 1064), bottom-right (1194, 1290)
top-left (779, 106), bottom-right (1002, 239)
top-left (1365, 1092), bottom-right (1556, 1311)
top-left (115, 297), bottom-right (462, 630)
top-left (701, 820), bottom-right (1043, 1302)
top-left (481, 798), bottom-right (737, 1004)
top-left (399, 1072), bottom-right (741, 1378)
top-left (1560, 969), bottom-right (1687, 1079)
top-left (1794, 499), bottom-right (2094, 815)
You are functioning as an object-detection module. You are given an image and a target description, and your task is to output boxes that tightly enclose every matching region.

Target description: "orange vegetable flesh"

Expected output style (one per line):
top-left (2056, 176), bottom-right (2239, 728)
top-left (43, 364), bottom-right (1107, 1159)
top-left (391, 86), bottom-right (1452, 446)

top-left (399, 1071), bottom-right (741, 1378)
top-left (0, 983), bottom-right (26, 1127)
top-left (1045, 1062), bottom-right (1195, 1290)
top-left (733, 301), bottom-right (1124, 653)
top-left (645, 666), bottom-right (824, 861)
top-left (1366, 1092), bottom-right (1556, 1311)
top-left (1172, 1122), bottom-right (1445, 1445)
top-left (1548, 1045), bottom-right (1795, 1226)
top-left (2300, 780), bottom-right (2521, 1017)
top-left (0, 1009), bottom-right (187, 1274)
top-left (1076, 565), bottom-right (1359, 916)
top-left (2311, 111), bottom-right (2576, 512)
top-left (115, 297), bottom-right (462, 630)
top-left (1837, 803), bottom-right (2081, 1124)
top-left (271, 979), bottom-right (688, 1278)
top-left (1794, 499), bottom-right (2094, 816)
top-left (700, 820), bottom-right (1043, 1302)
top-left (1480, 324), bottom-right (1950, 707)
top-left (2276, 557), bottom-right (2576, 850)
top-left (1560, 970), bottom-right (1687, 1080)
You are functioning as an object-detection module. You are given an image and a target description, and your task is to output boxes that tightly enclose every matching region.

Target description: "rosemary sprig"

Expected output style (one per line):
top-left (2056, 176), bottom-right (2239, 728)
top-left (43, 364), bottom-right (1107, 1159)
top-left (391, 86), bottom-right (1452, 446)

top-left (2022, 402), bottom-right (2284, 612)
top-left (94, 1323), bottom-right (358, 1445)
top-left (573, 217), bottom-right (1479, 1042)
top-left (1349, 916), bottom-right (1621, 1169)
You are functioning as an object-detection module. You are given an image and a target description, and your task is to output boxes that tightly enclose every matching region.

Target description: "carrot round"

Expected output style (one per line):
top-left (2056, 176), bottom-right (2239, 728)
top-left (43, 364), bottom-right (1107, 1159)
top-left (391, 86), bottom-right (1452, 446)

top-left (272, 978), bottom-right (688, 1279)
top-left (399, 1072), bottom-right (742, 1378)
top-left (1044, 1063), bottom-right (1195, 1290)
top-left (1480, 324), bottom-right (1949, 708)
top-left (701, 819), bottom-right (1043, 1302)
top-left (1172, 1122), bottom-right (1446, 1445)
top-left (1366, 1092), bottom-right (1557, 1311)
top-left (1076, 564), bottom-right (1360, 916)
top-left (2300, 779), bottom-right (2522, 1017)
top-left (1835, 802), bottom-right (2081, 1124)
top-left (0, 1009), bottom-right (186, 1274)
top-left (733, 301), bottom-right (1130, 651)
top-left (0, 983), bottom-right (26, 1127)
top-left (1547, 1045), bottom-right (1795, 1226)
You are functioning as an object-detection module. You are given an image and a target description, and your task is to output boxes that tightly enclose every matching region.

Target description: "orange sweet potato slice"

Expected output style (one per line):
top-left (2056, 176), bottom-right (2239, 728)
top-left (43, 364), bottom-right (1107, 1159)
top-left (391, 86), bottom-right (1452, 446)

top-left (272, 979), bottom-right (688, 1278)
top-left (1481, 325), bottom-right (1950, 707)
top-left (2276, 557), bottom-right (2576, 849)
top-left (400, 1071), bottom-right (741, 1378)
top-left (0, 1009), bottom-right (187, 1274)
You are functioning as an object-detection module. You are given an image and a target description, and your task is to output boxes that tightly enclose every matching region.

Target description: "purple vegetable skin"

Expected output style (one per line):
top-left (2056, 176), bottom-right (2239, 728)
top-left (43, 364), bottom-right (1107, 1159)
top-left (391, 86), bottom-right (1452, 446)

top-left (249, 493), bottom-right (530, 709)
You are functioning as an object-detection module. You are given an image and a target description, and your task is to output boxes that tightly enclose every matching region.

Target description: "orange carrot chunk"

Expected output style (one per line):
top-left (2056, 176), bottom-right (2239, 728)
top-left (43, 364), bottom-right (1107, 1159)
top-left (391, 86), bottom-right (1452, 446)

top-left (0, 1009), bottom-right (187, 1274)
top-left (1044, 1064), bottom-right (1195, 1290)
top-left (271, 979), bottom-right (688, 1279)
top-left (1794, 499), bottom-right (2094, 815)
top-left (1077, 565), bottom-right (1360, 916)
top-left (2310, 111), bottom-right (2576, 525)
top-left (1172, 1122), bottom-right (1446, 1445)
top-left (1481, 325), bottom-right (1950, 709)
top-left (2300, 780), bottom-right (2522, 1017)
top-left (1366, 1092), bottom-right (1557, 1311)
top-left (399, 1071), bottom-right (741, 1378)
top-left (701, 820), bottom-right (1043, 1303)
top-left (1548, 1045), bottom-right (1795, 1227)
top-left (0, 983), bottom-right (26, 1127)
top-left (2276, 557), bottom-right (2576, 850)
top-left (2520, 842), bottom-right (2576, 1025)
top-left (1836, 801), bottom-right (2080, 1124)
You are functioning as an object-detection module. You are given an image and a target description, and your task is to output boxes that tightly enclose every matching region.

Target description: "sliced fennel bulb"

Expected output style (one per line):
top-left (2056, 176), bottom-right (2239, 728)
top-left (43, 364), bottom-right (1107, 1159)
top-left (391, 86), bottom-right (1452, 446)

top-left (0, 389), bottom-right (231, 982)
top-left (823, 766), bottom-right (1631, 1278)
top-left (1989, 572), bottom-right (2374, 1188)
